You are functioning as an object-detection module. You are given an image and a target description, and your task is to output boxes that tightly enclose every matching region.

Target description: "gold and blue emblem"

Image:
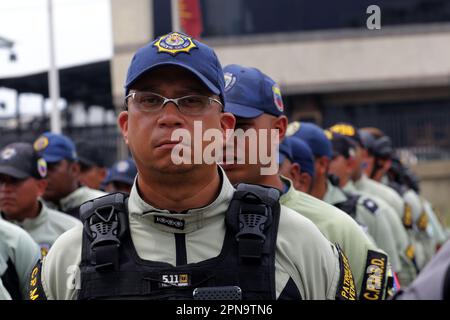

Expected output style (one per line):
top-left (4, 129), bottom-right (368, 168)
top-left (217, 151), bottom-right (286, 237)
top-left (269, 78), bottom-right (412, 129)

top-left (33, 136), bottom-right (49, 152)
top-left (153, 32), bottom-right (197, 55)
top-left (286, 121), bottom-right (301, 137)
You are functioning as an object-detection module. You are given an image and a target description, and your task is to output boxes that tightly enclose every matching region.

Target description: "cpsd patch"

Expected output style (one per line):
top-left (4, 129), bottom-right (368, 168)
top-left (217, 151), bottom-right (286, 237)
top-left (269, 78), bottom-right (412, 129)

top-left (335, 244), bottom-right (356, 300)
top-left (0, 147), bottom-right (16, 160)
top-left (37, 158), bottom-right (47, 178)
top-left (272, 84), bottom-right (284, 112)
top-left (153, 32), bottom-right (197, 56)
top-left (360, 250), bottom-right (388, 300)
top-left (33, 136), bottom-right (49, 152)
top-left (28, 260), bottom-right (47, 300)
top-left (224, 72), bottom-right (236, 92)
top-left (286, 121), bottom-right (301, 137)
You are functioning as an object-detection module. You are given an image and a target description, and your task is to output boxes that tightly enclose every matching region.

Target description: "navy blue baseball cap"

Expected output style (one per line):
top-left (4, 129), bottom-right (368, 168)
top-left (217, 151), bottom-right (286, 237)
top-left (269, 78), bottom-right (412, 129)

top-left (279, 137), bottom-right (293, 165)
top-left (0, 142), bottom-right (47, 179)
top-left (125, 32), bottom-right (225, 103)
top-left (103, 158), bottom-right (137, 186)
top-left (326, 130), bottom-right (358, 159)
top-left (33, 132), bottom-right (77, 163)
top-left (223, 64), bottom-right (284, 118)
top-left (286, 121), bottom-right (333, 159)
top-left (281, 136), bottom-right (315, 177)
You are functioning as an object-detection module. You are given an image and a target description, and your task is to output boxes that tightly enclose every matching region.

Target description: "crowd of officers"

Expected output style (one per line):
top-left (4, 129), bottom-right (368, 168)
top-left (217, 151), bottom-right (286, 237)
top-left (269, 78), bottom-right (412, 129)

top-left (0, 31), bottom-right (449, 300)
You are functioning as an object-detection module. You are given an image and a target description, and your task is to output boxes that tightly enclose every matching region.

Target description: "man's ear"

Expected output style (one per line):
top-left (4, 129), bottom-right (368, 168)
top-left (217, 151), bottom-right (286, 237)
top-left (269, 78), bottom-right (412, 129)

top-left (220, 112), bottom-right (236, 140)
top-left (118, 111), bottom-right (129, 145)
top-left (71, 161), bottom-right (81, 178)
top-left (273, 115), bottom-right (288, 141)
top-left (289, 163), bottom-right (302, 184)
top-left (299, 172), bottom-right (313, 194)
top-left (36, 179), bottom-right (48, 198)
top-left (317, 156), bottom-right (330, 176)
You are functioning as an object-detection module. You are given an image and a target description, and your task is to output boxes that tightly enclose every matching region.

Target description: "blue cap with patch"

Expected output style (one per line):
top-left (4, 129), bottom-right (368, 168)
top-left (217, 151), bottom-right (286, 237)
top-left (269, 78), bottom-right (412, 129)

top-left (281, 136), bottom-right (315, 177)
top-left (223, 64), bottom-right (284, 118)
top-left (103, 158), bottom-right (137, 186)
top-left (286, 121), bottom-right (333, 159)
top-left (125, 32), bottom-right (225, 103)
top-left (33, 132), bottom-right (77, 163)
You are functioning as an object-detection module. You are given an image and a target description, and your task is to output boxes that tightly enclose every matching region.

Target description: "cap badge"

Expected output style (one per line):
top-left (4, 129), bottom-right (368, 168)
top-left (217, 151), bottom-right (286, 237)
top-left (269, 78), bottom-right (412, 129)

top-left (330, 124), bottom-right (356, 137)
top-left (153, 32), bottom-right (197, 55)
top-left (324, 129), bottom-right (333, 140)
top-left (116, 161), bottom-right (130, 173)
top-left (0, 147), bottom-right (16, 160)
top-left (224, 72), bottom-right (236, 92)
top-left (272, 84), bottom-right (284, 112)
top-left (286, 121), bottom-right (301, 137)
top-left (33, 136), bottom-right (49, 152)
top-left (37, 158), bottom-right (47, 178)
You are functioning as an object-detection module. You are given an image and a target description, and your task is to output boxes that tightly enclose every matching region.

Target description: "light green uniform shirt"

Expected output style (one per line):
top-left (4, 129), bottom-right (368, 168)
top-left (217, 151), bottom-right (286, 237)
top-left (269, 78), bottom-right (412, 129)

top-left (45, 186), bottom-right (106, 213)
top-left (346, 180), bottom-right (418, 286)
top-left (1, 201), bottom-right (81, 258)
top-left (280, 179), bottom-right (388, 300)
top-left (324, 181), bottom-right (401, 273)
top-left (0, 219), bottom-right (41, 299)
top-left (0, 277), bottom-right (11, 300)
top-left (39, 170), bottom-right (343, 300)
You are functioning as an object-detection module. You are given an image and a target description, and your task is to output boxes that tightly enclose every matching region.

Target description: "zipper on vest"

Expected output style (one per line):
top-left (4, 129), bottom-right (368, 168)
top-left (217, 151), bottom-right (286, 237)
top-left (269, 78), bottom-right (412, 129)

top-left (175, 233), bottom-right (187, 265)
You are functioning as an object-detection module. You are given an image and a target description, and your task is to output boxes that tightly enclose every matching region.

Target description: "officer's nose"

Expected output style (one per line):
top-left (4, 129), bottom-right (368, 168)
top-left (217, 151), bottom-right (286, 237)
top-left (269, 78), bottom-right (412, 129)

top-left (156, 102), bottom-right (184, 128)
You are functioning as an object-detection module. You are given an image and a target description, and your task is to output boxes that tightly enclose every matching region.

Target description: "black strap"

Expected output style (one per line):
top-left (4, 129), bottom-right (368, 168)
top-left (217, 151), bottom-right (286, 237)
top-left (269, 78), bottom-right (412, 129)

top-left (1, 258), bottom-right (21, 300)
top-left (334, 192), bottom-right (360, 220)
top-left (80, 192), bottom-right (129, 272)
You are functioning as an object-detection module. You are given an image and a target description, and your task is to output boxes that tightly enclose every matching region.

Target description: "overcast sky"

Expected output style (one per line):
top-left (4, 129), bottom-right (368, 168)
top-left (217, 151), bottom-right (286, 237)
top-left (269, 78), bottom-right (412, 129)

top-left (0, 0), bottom-right (113, 78)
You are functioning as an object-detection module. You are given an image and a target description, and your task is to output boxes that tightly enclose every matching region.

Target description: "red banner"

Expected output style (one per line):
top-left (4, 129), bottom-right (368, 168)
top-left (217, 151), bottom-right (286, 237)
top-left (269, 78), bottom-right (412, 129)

top-left (179, 0), bottom-right (203, 39)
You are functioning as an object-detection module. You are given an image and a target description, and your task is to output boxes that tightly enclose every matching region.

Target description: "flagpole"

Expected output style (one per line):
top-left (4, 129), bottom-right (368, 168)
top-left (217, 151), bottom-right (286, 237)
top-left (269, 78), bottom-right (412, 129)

top-left (48, 0), bottom-right (62, 134)
top-left (171, 0), bottom-right (180, 32)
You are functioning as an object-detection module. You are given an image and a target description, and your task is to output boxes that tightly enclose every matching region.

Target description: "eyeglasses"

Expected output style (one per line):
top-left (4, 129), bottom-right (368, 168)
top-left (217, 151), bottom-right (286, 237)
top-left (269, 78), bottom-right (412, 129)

top-left (125, 91), bottom-right (223, 116)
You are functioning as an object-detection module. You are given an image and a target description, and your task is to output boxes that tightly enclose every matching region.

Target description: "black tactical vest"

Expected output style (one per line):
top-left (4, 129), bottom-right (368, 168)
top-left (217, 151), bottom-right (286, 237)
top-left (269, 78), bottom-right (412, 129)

top-left (77, 184), bottom-right (285, 300)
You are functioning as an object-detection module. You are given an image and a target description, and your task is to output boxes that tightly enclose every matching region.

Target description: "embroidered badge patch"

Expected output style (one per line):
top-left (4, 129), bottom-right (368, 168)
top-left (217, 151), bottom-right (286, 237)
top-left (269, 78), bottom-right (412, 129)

top-left (154, 215), bottom-right (185, 230)
top-left (0, 147), bottom-right (16, 160)
top-left (363, 198), bottom-right (379, 214)
top-left (224, 72), bottom-right (236, 92)
top-left (272, 84), bottom-right (284, 112)
top-left (159, 273), bottom-right (190, 288)
top-left (335, 244), bottom-right (357, 300)
top-left (33, 136), bottom-right (49, 152)
top-left (360, 250), bottom-right (388, 300)
top-left (153, 32), bottom-right (197, 55)
top-left (28, 260), bottom-right (47, 300)
top-left (286, 121), bottom-right (301, 137)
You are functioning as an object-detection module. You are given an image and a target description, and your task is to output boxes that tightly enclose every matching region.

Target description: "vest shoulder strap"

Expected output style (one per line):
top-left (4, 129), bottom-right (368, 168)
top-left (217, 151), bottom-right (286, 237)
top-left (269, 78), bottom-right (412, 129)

top-left (80, 192), bottom-right (129, 272)
top-left (334, 191), bottom-right (360, 219)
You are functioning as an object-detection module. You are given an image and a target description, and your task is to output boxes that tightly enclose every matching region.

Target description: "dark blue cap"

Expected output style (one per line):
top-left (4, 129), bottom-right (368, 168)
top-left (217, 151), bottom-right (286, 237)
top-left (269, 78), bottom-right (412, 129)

top-left (279, 137), bottom-right (293, 165)
top-left (286, 121), bottom-right (333, 159)
top-left (223, 64), bottom-right (284, 118)
top-left (0, 142), bottom-right (47, 179)
top-left (326, 130), bottom-right (357, 159)
top-left (125, 32), bottom-right (225, 103)
top-left (281, 136), bottom-right (315, 177)
top-left (103, 158), bottom-right (137, 186)
top-left (33, 132), bottom-right (77, 163)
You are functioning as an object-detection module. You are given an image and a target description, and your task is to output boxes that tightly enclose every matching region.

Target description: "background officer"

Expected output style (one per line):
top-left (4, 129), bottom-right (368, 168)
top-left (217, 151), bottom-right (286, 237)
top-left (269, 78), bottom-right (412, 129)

top-left (0, 142), bottom-right (81, 258)
top-left (76, 140), bottom-right (108, 191)
top-left (103, 158), bottom-right (137, 194)
top-left (33, 132), bottom-right (106, 218)
top-left (31, 32), bottom-right (343, 300)
top-left (222, 63), bottom-right (387, 300)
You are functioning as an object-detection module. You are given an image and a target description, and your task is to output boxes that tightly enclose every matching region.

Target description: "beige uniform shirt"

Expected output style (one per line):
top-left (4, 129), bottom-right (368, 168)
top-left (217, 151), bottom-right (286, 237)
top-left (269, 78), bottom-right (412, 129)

top-left (280, 178), bottom-right (388, 300)
top-left (1, 201), bottom-right (81, 258)
top-left (38, 170), bottom-right (344, 300)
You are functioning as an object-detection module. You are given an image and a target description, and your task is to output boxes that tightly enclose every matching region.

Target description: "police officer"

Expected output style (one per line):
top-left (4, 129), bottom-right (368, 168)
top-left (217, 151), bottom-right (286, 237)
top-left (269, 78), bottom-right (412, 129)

top-left (33, 132), bottom-right (106, 218)
top-left (31, 32), bottom-right (343, 300)
top-left (395, 239), bottom-right (450, 300)
top-left (329, 123), bottom-right (418, 286)
top-left (221, 64), bottom-right (391, 300)
top-left (324, 131), bottom-right (402, 278)
top-left (76, 140), bottom-right (108, 190)
top-left (0, 219), bottom-right (40, 300)
top-left (103, 158), bottom-right (137, 194)
top-left (0, 143), bottom-right (81, 258)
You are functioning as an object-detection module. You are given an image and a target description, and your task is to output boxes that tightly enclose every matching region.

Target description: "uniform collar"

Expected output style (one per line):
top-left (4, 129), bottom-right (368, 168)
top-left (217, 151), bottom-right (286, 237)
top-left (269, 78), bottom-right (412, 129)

top-left (59, 186), bottom-right (88, 211)
top-left (128, 166), bottom-right (235, 234)
top-left (323, 180), bottom-right (347, 204)
top-left (279, 175), bottom-right (297, 202)
top-left (0, 200), bottom-right (48, 230)
top-left (343, 180), bottom-right (358, 193)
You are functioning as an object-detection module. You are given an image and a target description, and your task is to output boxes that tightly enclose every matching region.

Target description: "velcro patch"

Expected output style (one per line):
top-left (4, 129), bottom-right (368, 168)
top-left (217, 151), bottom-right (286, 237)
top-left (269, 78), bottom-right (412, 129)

top-left (154, 215), bottom-right (185, 230)
top-left (28, 260), bottom-right (47, 300)
top-left (362, 198), bottom-right (378, 214)
top-left (335, 244), bottom-right (357, 300)
top-left (360, 250), bottom-right (388, 300)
